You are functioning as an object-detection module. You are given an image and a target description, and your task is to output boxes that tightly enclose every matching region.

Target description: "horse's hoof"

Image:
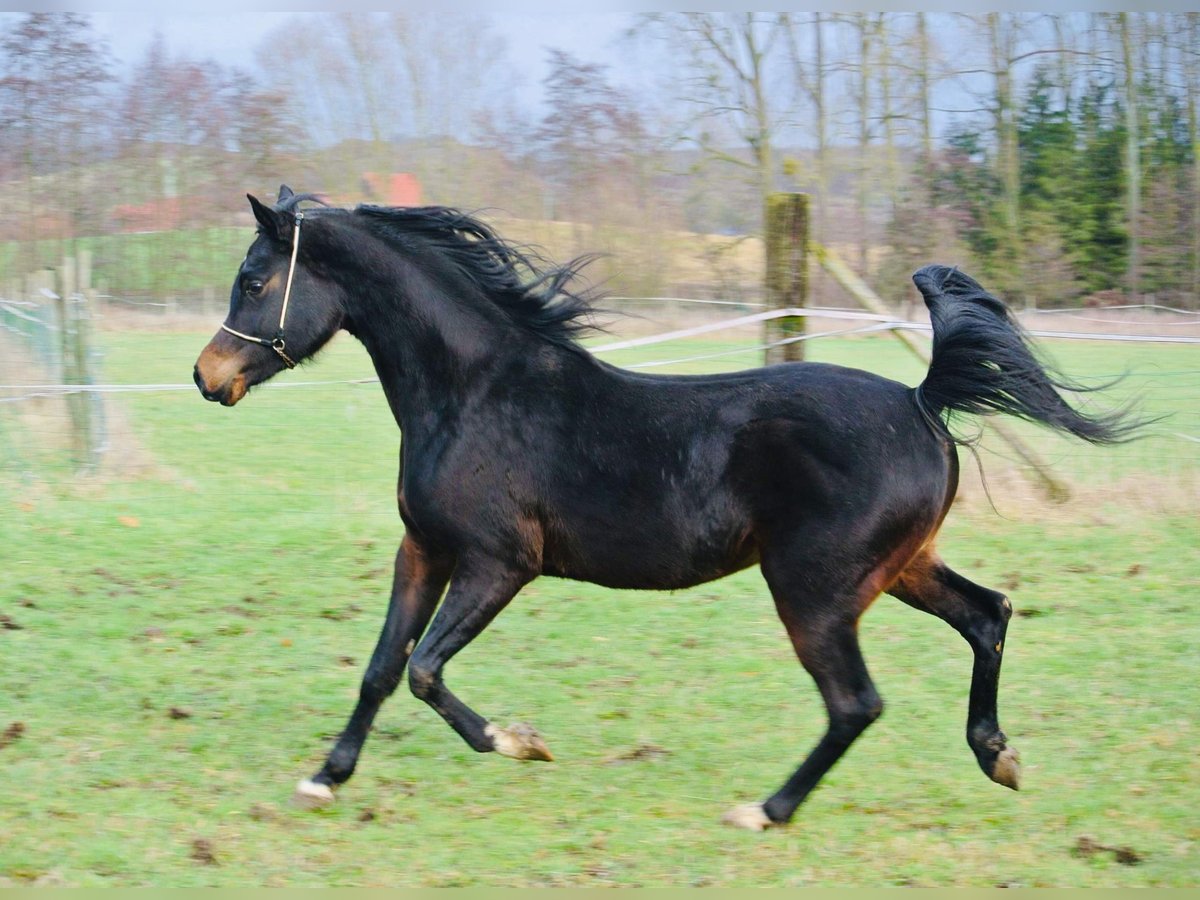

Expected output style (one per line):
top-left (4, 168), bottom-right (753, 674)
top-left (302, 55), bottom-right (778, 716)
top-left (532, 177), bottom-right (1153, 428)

top-left (721, 802), bottom-right (775, 831)
top-left (293, 778), bottom-right (336, 809)
top-left (991, 745), bottom-right (1021, 790)
top-left (485, 722), bottom-right (554, 761)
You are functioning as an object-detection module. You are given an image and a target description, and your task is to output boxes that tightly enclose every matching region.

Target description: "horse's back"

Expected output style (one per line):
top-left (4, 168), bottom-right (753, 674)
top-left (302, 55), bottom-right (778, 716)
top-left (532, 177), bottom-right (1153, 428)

top-left (531, 359), bottom-right (954, 590)
top-left (609, 360), bottom-right (947, 477)
top-left (718, 363), bottom-right (953, 526)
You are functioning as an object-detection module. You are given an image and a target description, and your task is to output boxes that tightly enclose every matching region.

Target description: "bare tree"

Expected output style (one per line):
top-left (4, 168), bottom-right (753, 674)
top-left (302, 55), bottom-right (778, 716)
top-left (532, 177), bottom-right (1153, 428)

top-left (782, 13), bottom-right (830, 238)
top-left (258, 12), bottom-right (405, 187)
top-left (536, 49), bottom-right (646, 223)
top-left (903, 11), bottom-right (941, 247)
top-left (222, 70), bottom-right (295, 185)
top-left (119, 36), bottom-right (296, 214)
top-left (848, 13), bottom-right (878, 274)
top-left (259, 12), bottom-right (518, 200)
top-left (645, 12), bottom-right (792, 229)
top-left (384, 13), bottom-right (511, 142)
top-left (0, 13), bottom-right (112, 260)
top-left (121, 36), bottom-right (220, 203)
top-left (875, 14), bottom-right (902, 215)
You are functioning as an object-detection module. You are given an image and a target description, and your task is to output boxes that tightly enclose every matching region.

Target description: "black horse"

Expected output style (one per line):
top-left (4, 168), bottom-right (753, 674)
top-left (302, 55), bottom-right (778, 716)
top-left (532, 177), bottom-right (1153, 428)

top-left (194, 187), bottom-right (1136, 830)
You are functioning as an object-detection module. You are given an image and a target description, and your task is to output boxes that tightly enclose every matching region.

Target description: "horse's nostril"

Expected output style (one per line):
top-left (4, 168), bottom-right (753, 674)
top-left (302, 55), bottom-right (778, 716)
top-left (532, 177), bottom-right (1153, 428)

top-left (194, 365), bottom-right (220, 402)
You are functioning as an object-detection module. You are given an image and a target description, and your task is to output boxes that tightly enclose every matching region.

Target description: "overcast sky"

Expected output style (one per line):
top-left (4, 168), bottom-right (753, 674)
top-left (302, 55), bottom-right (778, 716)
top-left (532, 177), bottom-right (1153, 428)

top-left (84, 11), bottom-right (639, 112)
top-left (7, 7), bottom-right (1191, 147)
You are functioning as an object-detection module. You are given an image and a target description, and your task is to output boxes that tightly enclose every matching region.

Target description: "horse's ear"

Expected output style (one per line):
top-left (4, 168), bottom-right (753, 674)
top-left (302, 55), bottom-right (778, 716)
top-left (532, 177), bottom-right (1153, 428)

top-left (278, 184), bottom-right (295, 203)
top-left (247, 193), bottom-right (294, 245)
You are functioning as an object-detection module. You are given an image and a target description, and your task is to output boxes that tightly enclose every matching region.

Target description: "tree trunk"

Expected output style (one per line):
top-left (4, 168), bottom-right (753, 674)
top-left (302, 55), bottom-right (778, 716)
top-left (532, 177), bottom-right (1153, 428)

top-left (856, 13), bottom-right (873, 276)
top-left (1189, 14), bottom-right (1200, 302)
top-left (988, 13), bottom-right (1023, 304)
top-left (876, 14), bottom-right (899, 210)
top-left (1118, 13), bottom-right (1141, 302)
top-left (916, 12), bottom-right (934, 180)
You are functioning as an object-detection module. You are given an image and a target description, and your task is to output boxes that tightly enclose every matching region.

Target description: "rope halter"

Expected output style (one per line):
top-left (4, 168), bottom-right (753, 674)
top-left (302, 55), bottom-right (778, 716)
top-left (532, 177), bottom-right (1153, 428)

top-left (220, 211), bottom-right (305, 369)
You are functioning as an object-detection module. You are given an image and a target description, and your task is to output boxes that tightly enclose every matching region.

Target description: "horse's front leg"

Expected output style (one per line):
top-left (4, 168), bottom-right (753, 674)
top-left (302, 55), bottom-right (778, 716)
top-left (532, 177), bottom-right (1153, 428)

top-left (406, 554), bottom-right (553, 761)
top-left (296, 534), bottom-right (453, 806)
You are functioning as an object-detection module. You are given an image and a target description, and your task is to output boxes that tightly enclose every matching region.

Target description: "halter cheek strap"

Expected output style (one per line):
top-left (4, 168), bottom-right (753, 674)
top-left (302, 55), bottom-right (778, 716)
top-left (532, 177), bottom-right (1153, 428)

top-left (221, 211), bottom-right (304, 369)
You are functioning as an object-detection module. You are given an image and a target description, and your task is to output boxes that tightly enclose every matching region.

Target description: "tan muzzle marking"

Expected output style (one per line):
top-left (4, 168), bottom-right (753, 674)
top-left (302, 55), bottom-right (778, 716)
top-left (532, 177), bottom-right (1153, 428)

top-left (196, 344), bottom-right (249, 406)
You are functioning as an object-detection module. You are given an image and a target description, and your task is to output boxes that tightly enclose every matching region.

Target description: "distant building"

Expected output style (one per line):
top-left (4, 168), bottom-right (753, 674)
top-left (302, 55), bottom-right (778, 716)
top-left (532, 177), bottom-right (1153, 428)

top-left (111, 196), bottom-right (187, 233)
top-left (361, 173), bottom-right (422, 207)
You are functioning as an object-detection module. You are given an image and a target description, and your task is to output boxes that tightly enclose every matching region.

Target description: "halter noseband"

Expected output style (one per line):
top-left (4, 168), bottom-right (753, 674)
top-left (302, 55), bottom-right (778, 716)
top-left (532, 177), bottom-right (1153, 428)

top-left (221, 211), bottom-right (304, 369)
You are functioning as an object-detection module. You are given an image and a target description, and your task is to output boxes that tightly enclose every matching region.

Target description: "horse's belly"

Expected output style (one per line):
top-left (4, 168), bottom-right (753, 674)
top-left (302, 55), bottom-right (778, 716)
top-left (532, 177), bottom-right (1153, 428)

top-left (541, 519), bottom-right (759, 591)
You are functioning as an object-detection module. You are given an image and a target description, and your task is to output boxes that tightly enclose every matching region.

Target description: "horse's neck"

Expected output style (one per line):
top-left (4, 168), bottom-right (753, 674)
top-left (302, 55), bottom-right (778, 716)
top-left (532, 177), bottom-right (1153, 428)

top-left (346, 275), bottom-right (531, 431)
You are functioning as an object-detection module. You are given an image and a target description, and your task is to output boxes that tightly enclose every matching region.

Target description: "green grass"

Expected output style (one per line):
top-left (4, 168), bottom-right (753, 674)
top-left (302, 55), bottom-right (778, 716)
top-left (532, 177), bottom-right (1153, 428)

top-left (0, 328), bottom-right (1197, 886)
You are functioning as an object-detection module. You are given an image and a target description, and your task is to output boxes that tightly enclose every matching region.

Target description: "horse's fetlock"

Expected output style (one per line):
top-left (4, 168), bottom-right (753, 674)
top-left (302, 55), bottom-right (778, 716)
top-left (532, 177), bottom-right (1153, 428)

top-left (324, 748), bottom-right (358, 781)
top-left (969, 723), bottom-right (1006, 752)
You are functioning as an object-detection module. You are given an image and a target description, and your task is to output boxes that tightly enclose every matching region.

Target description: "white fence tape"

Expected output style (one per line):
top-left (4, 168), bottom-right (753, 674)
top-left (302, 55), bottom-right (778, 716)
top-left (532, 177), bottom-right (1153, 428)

top-left (2, 304), bottom-right (1197, 401)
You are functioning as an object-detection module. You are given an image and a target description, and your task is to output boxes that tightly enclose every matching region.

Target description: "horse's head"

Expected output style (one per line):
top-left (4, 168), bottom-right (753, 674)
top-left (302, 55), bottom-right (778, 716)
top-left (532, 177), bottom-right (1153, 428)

top-left (194, 186), bottom-right (344, 406)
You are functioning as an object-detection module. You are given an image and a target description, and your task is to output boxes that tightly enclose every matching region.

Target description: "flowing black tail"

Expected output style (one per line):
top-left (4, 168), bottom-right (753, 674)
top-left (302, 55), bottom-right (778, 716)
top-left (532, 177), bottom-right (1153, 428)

top-left (913, 265), bottom-right (1142, 445)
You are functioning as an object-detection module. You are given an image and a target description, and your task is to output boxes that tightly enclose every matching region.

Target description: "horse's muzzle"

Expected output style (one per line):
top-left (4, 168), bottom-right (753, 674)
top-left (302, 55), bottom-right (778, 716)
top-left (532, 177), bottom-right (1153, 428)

top-left (194, 365), bottom-right (221, 403)
top-left (194, 344), bottom-right (250, 406)
top-left (193, 364), bottom-right (247, 406)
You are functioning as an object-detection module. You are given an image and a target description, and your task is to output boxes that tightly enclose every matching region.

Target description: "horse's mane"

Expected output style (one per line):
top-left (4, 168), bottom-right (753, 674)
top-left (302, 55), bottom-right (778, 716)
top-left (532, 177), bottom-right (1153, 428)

top-left (352, 204), bottom-right (603, 349)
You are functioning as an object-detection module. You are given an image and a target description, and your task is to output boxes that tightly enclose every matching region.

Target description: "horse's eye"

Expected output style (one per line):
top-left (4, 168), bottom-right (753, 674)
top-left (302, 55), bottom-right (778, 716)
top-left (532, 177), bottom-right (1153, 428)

top-left (245, 279), bottom-right (265, 297)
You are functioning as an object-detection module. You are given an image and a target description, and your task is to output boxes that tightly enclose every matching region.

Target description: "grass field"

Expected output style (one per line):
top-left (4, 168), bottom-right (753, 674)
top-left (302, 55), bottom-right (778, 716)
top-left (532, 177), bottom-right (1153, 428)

top-left (1, 324), bottom-right (1197, 887)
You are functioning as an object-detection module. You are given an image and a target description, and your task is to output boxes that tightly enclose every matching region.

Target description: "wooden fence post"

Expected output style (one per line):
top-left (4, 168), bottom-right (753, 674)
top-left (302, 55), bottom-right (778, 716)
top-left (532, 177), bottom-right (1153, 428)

top-left (764, 192), bottom-right (809, 365)
top-left (52, 255), bottom-right (99, 472)
top-left (74, 253), bottom-right (99, 470)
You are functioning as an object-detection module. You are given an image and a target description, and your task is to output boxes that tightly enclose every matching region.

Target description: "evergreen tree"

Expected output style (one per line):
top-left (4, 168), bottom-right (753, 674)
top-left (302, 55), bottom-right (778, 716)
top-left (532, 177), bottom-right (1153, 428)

top-left (1017, 67), bottom-right (1086, 302)
top-left (1071, 80), bottom-right (1128, 294)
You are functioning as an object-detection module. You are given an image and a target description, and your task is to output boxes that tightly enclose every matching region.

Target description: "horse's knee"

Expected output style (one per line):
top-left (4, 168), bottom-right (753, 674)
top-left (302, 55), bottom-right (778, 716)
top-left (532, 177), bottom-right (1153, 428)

top-left (858, 691), bottom-right (884, 728)
top-left (830, 690), bottom-right (883, 741)
top-left (997, 591), bottom-right (1013, 623)
top-left (407, 658), bottom-right (436, 700)
top-left (359, 669), bottom-right (400, 706)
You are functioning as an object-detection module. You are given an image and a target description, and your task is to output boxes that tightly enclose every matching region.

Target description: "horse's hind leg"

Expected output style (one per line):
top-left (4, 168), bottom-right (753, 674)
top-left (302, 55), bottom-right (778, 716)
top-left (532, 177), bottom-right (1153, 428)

top-left (406, 555), bottom-right (554, 762)
top-left (724, 555), bottom-right (885, 830)
top-left (887, 549), bottom-right (1019, 790)
top-left (297, 535), bottom-right (453, 806)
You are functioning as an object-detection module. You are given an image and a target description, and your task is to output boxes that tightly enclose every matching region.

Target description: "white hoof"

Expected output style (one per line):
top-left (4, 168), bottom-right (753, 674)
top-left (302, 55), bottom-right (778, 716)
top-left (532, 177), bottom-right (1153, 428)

top-left (293, 778), bottom-right (335, 809)
top-left (721, 802), bottom-right (775, 831)
top-left (485, 722), bottom-right (554, 761)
